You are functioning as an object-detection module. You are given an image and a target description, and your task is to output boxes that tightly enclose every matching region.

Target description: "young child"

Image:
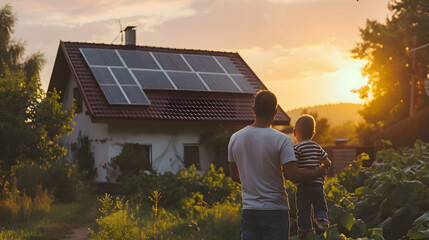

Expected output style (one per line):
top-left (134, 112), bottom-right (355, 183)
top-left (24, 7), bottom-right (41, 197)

top-left (293, 115), bottom-right (331, 239)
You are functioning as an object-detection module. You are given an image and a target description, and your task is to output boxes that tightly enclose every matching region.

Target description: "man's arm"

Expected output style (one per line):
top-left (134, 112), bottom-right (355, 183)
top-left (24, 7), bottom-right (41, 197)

top-left (282, 161), bottom-right (328, 183)
top-left (229, 162), bottom-right (241, 184)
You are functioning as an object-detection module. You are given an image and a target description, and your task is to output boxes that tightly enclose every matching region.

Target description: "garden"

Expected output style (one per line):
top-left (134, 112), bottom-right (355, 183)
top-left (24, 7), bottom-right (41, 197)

top-left (3, 139), bottom-right (424, 239)
top-left (83, 140), bottom-right (429, 240)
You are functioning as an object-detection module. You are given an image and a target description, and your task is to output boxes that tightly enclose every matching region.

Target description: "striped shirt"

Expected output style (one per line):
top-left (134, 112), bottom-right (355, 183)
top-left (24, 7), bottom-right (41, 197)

top-left (294, 140), bottom-right (328, 185)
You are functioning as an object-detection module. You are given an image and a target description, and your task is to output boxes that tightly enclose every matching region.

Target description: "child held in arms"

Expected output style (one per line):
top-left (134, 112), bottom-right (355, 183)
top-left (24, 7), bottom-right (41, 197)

top-left (293, 115), bottom-right (331, 239)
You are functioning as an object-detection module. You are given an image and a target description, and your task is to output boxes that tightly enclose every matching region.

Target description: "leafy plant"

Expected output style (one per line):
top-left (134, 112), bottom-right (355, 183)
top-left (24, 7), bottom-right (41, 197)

top-left (89, 193), bottom-right (141, 240)
top-left (71, 132), bottom-right (96, 180)
top-left (407, 211), bottom-right (429, 239)
top-left (13, 160), bottom-right (83, 202)
top-left (121, 164), bottom-right (240, 214)
top-left (111, 143), bottom-right (152, 180)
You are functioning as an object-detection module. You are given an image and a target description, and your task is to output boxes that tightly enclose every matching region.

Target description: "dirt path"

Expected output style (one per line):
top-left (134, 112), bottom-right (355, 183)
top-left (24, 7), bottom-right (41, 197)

top-left (64, 226), bottom-right (90, 240)
top-left (62, 200), bottom-right (99, 240)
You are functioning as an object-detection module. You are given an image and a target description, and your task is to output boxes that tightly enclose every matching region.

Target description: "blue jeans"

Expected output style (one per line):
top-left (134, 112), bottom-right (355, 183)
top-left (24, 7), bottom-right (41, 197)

top-left (296, 183), bottom-right (328, 232)
top-left (241, 209), bottom-right (289, 240)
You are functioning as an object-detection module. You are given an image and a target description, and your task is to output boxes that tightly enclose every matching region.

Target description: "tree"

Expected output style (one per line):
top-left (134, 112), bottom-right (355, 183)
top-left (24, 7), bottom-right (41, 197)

top-left (0, 4), bottom-right (44, 79)
top-left (0, 4), bottom-right (74, 197)
top-left (301, 109), bottom-right (332, 144)
top-left (352, 0), bottom-right (429, 143)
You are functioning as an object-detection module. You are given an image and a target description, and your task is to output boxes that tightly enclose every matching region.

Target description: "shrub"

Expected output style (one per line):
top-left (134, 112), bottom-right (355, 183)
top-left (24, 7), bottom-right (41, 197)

top-left (331, 140), bottom-right (429, 239)
top-left (90, 192), bottom-right (241, 240)
top-left (120, 164), bottom-right (240, 212)
top-left (12, 160), bottom-right (82, 202)
top-left (0, 184), bottom-right (53, 226)
top-left (71, 132), bottom-right (96, 180)
top-left (89, 193), bottom-right (141, 240)
top-left (111, 143), bottom-right (152, 180)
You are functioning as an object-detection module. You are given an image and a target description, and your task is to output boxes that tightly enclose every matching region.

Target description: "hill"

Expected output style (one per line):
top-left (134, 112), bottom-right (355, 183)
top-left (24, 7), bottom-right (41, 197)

top-left (286, 103), bottom-right (363, 127)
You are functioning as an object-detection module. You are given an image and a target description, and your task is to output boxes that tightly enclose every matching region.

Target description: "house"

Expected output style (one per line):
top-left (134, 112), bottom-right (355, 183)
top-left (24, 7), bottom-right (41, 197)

top-left (48, 27), bottom-right (291, 182)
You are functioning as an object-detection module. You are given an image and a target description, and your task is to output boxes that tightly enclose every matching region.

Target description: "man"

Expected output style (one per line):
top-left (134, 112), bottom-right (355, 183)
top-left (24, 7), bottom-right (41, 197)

top-left (228, 90), bottom-right (329, 240)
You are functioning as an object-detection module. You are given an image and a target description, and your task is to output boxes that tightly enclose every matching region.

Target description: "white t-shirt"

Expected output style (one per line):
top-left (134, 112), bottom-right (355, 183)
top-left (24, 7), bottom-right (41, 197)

top-left (228, 126), bottom-right (297, 210)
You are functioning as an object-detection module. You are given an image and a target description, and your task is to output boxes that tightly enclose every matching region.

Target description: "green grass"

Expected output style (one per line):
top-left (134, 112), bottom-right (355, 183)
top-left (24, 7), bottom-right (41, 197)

top-left (0, 192), bottom-right (101, 240)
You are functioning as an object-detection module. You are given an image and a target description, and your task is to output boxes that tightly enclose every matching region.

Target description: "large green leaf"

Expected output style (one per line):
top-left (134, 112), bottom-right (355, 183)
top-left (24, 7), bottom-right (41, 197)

top-left (328, 206), bottom-right (346, 225)
top-left (366, 228), bottom-right (385, 240)
top-left (354, 186), bottom-right (369, 195)
top-left (339, 213), bottom-right (354, 231)
top-left (350, 219), bottom-right (368, 238)
top-left (381, 139), bottom-right (393, 146)
top-left (412, 211), bottom-right (429, 226)
top-left (323, 225), bottom-right (346, 240)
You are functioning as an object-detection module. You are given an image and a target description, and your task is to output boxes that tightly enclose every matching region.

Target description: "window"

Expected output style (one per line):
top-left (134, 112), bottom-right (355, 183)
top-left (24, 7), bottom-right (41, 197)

top-left (184, 145), bottom-right (200, 168)
top-left (112, 144), bottom-right (152, 177)
top-left (73, 87), bottom-right (83, 113)
top-left (132, 144), bottom-right (151, 171)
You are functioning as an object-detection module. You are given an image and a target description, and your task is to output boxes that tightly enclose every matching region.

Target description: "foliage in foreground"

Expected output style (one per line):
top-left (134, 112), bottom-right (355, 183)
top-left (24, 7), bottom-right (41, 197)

top-left (0, 184), bottom-right (53, 226)
top-left (104, 141), bottom-right (429, 239)
top-left (0, 193), bottom-right (101, 240)
top-left (89, 193), bottom-right (241, 240)
top-left (121, 164), bottom-right (240, 213)
top-left (13, 160), bottom-right (83, 202)
top-left (333, 140), bottom-right (429, 239)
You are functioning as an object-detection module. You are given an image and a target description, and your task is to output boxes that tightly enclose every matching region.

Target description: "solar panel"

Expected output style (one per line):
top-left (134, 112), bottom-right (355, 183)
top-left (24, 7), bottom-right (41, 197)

top-left (118, 50), bottom-right (159, 69)
top-left (90, 67), bottom-right (116, 84)
top-left (80, 48), bottom-right (123, 66)
top-left (100, 85), bottom-right (128, 104)
top-left (184, 55), bottom-right (223, 73)
top-left (122, 86), bottom-right (150, 104)
top-left (153, 53), bottom-right (191, 71)
top-left (167, 72), bottom-right (208, 91)
top-left (200, 74), bottom-right (240, 92)
top-left (216, 56), bottom-right (241, 74)
top-left (80, 47), bottom-right (256, 106)
top-left (133, 70), bottom-right (175, 89)
top-left (231, 75), bottom-right (255, 93)
top-left (111, 68), bottom-right (136, 85)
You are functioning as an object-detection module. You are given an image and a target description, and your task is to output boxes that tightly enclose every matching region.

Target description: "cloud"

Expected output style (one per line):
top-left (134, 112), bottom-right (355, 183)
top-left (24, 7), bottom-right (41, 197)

top-left (13, 0), bottom-right (197, 29)
top-left (238, 42), bottom-right (348, 82)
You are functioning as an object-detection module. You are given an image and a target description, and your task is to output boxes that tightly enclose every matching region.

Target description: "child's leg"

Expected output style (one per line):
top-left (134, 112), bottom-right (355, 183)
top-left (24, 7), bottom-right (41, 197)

top-left (296, 186), bottom-right (313, 233)
top-left (312, 185), bottom-right (329, 231)
top-left (312, 185), bottom-right (328, 220)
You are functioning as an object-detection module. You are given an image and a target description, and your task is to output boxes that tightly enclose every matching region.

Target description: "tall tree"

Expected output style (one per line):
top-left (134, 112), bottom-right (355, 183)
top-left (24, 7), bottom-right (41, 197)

top-left (0, 4), bottom-right (44, 79)
top-left (352, 0), bottom-right (429, 143)
top-left (0, 4), bottom-right (74, 197)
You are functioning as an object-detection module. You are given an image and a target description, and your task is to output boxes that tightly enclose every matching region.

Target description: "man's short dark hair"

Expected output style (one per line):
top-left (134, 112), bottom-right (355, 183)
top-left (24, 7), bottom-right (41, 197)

top-left (295, 115), bottom-right (316, 140)
top-left (254, 90), bottom-right (278, 118)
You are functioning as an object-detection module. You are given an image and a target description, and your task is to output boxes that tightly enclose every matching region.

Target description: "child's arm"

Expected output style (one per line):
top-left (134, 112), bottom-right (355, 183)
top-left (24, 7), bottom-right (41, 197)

top-left (319, 157), bottom-right (331, 168)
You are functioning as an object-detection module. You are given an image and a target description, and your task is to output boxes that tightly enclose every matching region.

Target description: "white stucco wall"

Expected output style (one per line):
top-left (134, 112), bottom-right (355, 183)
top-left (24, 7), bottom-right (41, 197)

top-left (59, 74), bottom-right (108, 181)
top-left (106, 124), bottom-right (213, 180)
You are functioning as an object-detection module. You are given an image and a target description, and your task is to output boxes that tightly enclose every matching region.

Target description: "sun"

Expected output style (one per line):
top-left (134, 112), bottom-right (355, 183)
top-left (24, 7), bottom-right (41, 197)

top-left (332, 59), bottom-right (368, 104)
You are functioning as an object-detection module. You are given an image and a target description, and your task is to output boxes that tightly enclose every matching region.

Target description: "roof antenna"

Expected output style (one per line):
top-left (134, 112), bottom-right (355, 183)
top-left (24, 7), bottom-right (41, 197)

top-left (111, 19), bottom-right (124, 44)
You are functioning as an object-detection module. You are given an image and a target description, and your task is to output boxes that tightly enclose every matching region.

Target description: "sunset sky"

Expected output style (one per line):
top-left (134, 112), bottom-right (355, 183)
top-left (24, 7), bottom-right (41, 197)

top-left (10, 0), bottom-right (390, 110)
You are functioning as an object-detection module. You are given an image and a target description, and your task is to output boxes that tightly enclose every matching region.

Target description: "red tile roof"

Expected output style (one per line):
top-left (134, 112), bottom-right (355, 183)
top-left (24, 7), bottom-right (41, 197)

top-left (49, 41), bottom-right (290, 125)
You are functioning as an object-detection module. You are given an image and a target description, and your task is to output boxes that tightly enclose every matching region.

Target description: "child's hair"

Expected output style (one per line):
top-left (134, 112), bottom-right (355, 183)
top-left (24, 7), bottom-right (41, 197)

top-left (295, 114), bottom-right (316, 140)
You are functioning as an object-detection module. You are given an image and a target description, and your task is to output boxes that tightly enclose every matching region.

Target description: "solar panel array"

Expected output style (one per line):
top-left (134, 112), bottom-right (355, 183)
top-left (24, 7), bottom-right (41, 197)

top-left (80, 48), bottom-right (255, 105)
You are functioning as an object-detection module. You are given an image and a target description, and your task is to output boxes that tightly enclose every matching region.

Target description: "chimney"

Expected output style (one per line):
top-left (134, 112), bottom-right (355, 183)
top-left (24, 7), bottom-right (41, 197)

top-left (124, 26), bottom-right (136, 46)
